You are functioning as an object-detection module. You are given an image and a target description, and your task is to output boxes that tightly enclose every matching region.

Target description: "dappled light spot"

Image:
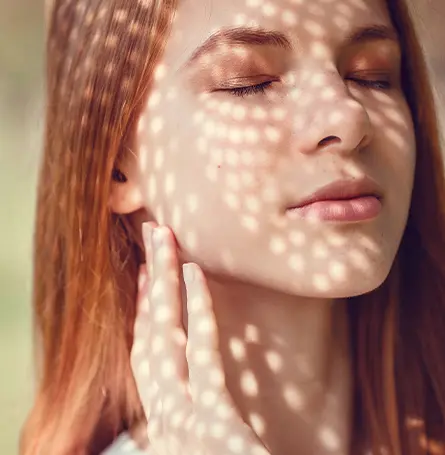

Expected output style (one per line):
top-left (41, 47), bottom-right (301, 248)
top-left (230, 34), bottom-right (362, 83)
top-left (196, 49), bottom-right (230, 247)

top-left (312, 240), bottom-right (329, 258)
top-left (154, 147), bottom-right (165, 170)
top-left (229, 337), bottom-right (247, 361)
top-left (67, 0), bottom-right (424, 452)
top-left (240, 369), bottom-right (259, 397)
top-left (281, 9), bottom-right (298, 26)
top-left (288, 254), bottom-right (305, 273)
top-left (245, 324), bottom-right (260, 344)
top-left (318, 426), bottom-right (341, 450)
top-left (241, 215), bottom-right (259, 232)
top-left (151, 335), bottom-right (165, 355)
top-left (227, 434), bottom-right (246, 453)
top-left (312, 274), bottom-right (331, 291)
top-left (210, 422), bottom-right (227, 438)
top-left (270, 236), bottom-right (287, 254)
top-left (265, 350), bottom-right (283, 373)
top-left (151, 117), bottom-right (164, 134)
top-left (160, 359), bottom-right (176, 379)
top-left (348, 248), bottom-right (371, 271)
top-left (328, 260), bottom-right (348, 282)
top-left (283, 383), bottom-right (305, 411)
top-left (262, 3), bottom-right (278, 17)
top-left (200, 390), bottom-right (218, 407)
top-left (224, 193), bottom-right (241, 210)
top-left (164, 172), bottom-right (176, 196)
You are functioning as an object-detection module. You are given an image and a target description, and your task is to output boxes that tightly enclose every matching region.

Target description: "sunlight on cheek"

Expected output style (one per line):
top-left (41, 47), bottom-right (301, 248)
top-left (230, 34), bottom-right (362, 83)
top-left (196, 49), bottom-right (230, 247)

top-left (269, 236), bottom-right (287, 255)
top-left (150, 116), bottom-right (164, 134)
top-left (288, 254), bottom-right (305, 273)
top-left (185, 231), bottom-right (198, 251)
top-left (241, 215), bottom-right (259, 232)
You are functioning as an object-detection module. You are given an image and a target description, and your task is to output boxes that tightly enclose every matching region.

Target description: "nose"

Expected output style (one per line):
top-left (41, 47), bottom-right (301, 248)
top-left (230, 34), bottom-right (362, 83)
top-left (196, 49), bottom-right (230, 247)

top-left (293, 77), bottom-right (373, 155)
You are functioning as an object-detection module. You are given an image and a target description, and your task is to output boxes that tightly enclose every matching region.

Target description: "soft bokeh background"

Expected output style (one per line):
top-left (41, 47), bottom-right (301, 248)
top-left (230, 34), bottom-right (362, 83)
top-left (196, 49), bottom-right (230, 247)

top-left (0, 1), bottom-right (443, 454)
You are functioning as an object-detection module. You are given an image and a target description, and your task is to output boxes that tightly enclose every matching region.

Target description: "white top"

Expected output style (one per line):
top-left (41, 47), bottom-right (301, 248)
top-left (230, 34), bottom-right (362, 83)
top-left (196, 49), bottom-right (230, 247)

top-left (102, 432), bottom-right (153, 455)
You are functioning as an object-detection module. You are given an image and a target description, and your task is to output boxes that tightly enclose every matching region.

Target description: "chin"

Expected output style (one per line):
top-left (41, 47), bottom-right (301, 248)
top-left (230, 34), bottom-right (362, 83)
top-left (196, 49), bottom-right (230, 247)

top-left (284, 263), bottom-right (393, 299)
top-left (241, 255), bottom-right (395, 300)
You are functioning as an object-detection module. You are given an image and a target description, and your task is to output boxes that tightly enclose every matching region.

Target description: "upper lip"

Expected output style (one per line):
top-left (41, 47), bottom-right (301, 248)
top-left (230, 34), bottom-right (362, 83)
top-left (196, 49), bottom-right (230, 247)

top-left (289, 177), bottom-right (383, 209)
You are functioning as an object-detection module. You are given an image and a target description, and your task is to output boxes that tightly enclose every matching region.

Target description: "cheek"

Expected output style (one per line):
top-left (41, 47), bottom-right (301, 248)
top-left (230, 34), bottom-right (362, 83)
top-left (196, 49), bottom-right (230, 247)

top-left (140, 94), bottom-right (288, 216)
top-left (367, 92), bottom-right (416, 180)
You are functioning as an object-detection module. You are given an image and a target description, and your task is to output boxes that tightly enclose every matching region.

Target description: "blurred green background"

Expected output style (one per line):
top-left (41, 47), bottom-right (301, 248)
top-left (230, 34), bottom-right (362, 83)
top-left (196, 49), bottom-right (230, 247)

top-left (0, 0), bottom-right (44, 453)
top-left (0, 1), bottom-right (443, 454)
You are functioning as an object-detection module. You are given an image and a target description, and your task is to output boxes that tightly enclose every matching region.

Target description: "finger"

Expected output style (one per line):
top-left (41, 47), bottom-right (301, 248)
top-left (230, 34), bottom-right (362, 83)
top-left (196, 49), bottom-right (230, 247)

top-left (130, 264), bottom-right (150, 399)
top-left (184, 263), bottom-right (233, 416)
top-left (149, 225), bottom-right (188, 391)
top-left (131, 221), bottom-right (156, 385)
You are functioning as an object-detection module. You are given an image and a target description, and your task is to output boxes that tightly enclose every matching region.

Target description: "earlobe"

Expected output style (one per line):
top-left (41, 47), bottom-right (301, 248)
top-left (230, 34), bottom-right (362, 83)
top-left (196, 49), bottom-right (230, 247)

top-left (109, 169), bottom-right (144, 215)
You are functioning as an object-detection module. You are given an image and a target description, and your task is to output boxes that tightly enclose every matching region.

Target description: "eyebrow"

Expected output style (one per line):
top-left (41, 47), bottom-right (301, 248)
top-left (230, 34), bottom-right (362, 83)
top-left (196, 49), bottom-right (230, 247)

top-left (344, 24), bottom-right (399, 47)
top-left (184, 27), bottom-right (292, 67)
top-left (183, 24), bottom-right (398, 69)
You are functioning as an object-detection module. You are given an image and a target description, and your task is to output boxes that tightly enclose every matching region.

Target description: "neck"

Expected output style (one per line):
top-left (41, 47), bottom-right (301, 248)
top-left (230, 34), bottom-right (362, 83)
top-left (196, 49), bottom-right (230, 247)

top-left (202, 275), bottom-right (353, 455)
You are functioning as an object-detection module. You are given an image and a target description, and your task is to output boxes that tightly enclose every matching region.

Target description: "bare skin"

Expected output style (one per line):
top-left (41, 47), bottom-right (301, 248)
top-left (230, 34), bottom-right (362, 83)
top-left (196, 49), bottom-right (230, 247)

top-left (131, 224), bottom-right (350, 454)
top-left (114, 0), bottom-right (417, 453)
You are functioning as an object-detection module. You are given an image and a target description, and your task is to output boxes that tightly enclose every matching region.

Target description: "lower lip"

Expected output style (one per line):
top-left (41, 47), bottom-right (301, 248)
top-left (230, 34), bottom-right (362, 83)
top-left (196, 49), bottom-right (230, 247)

top-left (288, 196), bottom-right (382, 222)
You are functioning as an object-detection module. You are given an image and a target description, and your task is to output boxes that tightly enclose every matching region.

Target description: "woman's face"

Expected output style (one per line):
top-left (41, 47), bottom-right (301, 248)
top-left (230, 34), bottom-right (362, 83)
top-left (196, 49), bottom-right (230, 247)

top-left (134, 0), bottom-right (415, 298)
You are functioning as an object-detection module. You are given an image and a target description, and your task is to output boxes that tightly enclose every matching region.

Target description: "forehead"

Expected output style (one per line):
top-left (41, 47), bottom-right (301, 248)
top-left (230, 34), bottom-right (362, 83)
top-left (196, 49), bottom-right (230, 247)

top-left (162, 0), bottom-right (391, 69)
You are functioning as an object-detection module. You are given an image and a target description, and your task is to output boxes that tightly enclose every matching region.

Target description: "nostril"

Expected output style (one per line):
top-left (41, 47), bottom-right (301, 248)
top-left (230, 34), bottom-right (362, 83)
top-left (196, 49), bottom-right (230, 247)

top-left (318, 135), bottom-right (341, 147)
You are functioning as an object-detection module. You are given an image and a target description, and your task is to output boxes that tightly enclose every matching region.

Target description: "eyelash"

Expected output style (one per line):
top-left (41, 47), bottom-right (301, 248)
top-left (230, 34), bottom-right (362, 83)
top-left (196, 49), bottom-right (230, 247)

top-left (222, 77), bottom-right (392, 98)
top-left (225, 81), bottom-right (274, 97)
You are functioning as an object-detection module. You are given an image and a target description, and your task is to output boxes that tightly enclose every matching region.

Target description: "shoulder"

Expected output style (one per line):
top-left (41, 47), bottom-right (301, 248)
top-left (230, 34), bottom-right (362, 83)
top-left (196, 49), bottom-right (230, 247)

top-left (101, 432), bottom-right (154, 455)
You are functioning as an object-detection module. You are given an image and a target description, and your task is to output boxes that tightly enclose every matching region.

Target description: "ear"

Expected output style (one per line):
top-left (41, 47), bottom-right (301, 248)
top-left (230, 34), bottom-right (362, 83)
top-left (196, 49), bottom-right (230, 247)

top-left (109, 156), bottom-right (144, 215)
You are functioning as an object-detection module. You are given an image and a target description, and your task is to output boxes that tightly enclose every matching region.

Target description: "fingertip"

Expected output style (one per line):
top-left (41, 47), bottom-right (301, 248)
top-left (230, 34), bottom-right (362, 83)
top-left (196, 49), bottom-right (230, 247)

top-left (182, 263), bottom-right (196, 285)
top-left (142, 221), bottom-right (157, 250)
top-left (138, 263), bottom-right (148, 292)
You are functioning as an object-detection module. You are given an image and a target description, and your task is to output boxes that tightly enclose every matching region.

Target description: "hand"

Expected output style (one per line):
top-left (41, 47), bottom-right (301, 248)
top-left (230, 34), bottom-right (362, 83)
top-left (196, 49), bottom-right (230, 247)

top-left (131, 223), bottom-right (270, 455)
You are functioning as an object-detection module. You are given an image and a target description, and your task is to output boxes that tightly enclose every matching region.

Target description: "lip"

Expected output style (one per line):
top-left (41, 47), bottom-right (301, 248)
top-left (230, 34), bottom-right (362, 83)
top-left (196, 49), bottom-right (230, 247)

top-left (286, 177), bottom-right (384, 222)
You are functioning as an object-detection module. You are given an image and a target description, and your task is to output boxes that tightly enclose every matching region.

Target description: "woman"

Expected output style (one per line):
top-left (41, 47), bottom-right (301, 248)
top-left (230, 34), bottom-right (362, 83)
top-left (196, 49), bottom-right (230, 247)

top-left (22, 0), bottom-right (445, 453)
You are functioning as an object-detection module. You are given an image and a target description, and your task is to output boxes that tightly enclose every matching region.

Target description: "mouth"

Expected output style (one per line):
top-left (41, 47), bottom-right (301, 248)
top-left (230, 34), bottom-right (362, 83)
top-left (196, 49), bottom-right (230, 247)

top-left (286, 178), bottom-right (383, 222)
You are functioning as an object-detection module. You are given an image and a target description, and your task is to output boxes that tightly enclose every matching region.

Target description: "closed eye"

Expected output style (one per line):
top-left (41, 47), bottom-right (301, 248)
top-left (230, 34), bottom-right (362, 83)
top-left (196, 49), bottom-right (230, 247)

top-left (217, 81), bottom-right (274, 97)
top-left (346, 71), bottom-right (393, 90)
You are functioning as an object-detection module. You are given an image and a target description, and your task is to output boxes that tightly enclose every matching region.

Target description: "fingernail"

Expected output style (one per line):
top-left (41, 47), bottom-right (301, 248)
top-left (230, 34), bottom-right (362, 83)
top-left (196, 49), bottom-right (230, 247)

top-left (142, 222), bottom-right (153, 247)
top-left (183, 263), bottom-right (195, 284)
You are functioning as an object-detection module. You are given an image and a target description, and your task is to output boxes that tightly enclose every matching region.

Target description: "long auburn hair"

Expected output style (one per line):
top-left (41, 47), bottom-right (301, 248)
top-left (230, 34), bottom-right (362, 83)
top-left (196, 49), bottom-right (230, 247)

top-left (22, 0), bottom-right (445, 454)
